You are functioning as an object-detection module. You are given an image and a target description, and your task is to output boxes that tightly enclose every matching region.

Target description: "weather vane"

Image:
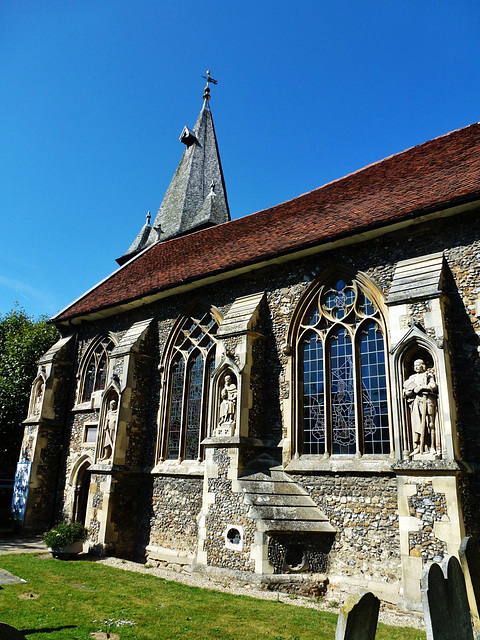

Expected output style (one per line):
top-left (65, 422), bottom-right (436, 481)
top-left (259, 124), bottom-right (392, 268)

top-left (202, 70), bottom-right (217, 100)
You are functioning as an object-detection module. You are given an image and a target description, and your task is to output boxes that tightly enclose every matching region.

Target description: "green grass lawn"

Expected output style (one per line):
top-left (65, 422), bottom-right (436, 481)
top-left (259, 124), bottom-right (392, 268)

top-left (0, 554), bottom-right (425, 640)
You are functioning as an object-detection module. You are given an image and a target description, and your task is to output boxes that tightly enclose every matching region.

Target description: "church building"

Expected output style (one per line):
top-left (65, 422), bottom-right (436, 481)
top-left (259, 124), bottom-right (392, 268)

top-left (15, 78), bottom-right (480, 608)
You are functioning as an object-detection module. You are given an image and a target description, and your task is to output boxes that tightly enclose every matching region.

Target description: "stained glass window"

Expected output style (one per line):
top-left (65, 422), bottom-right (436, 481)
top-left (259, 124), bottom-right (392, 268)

top-left (163, 308), bottom-right (218, 461)
top-left (360, 322), bottom-right (389, 454)
top-left (185, 353), bottom-right (204, 460)
top-left (85, 363), bottom-right (96, 403)
top-left (303, 333), bottom-right (325, 454)
top-left (167, 358), bottom-right (185, 459)
top-left (330, 328), bottom-right (355, 454)
top-left (298, 276), bottom-right (390, 456)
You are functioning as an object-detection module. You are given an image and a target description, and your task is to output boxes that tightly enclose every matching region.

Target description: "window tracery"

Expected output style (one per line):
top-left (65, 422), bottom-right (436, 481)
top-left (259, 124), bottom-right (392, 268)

top-left (297, 276), bottom-right (390, 456)
top-left (163, 309), bottom-right (218, 462)
top-left (78, 337), bottom-right (114, 404)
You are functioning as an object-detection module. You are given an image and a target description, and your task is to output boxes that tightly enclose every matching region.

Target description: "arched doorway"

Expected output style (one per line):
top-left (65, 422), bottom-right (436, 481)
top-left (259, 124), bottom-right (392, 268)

top-left (71, 459), bottom-right (91, 525)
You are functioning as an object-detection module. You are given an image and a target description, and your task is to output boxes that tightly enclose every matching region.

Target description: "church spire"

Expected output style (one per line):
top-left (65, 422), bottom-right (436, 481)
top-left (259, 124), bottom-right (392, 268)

top-left (116, 73), bottom-right (230, 266)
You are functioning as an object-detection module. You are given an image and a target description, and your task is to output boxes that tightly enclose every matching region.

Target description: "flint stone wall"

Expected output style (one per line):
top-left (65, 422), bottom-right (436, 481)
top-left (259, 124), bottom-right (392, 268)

top-left (292, 473), bottom-right (401, 584)
top-left (88, 472), bottom-right (107, 544)
top-left (204, 448), bottom-right (256, 572)
top-left (408, 481), bottom-right (449, 563)
top-left (149, 476), bottom-right (203, 554)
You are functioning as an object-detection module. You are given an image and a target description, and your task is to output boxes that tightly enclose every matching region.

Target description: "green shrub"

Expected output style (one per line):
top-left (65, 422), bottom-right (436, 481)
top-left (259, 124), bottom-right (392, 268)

top-left (43, 522), bottom-right (89, 549)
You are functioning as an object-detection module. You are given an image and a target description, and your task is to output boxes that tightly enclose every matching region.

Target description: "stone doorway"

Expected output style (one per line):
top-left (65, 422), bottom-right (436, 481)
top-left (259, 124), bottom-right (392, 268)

top-left (73, 462), bottom-right (90, 525)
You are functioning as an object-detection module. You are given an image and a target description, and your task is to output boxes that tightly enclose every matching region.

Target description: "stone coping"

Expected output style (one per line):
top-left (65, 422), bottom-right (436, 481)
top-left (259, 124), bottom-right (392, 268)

top-left (150, 460), bottom-right (205, 476)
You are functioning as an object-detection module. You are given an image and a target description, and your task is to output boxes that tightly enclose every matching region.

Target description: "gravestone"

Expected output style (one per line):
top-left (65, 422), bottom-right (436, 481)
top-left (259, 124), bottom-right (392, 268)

top-left (421, 555), bottom-right (473, 640)
top-left (0, 569), bottom-right (26, 586)
top-left (0, 622), bottom-right (27, 640)
top-left (460, 536), bottom-right (480, 636)
top-left (334, 591), bottom-right (380, 640)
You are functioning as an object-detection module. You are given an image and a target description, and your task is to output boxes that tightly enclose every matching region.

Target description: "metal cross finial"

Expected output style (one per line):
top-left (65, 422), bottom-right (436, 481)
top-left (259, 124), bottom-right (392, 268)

top-left (153, 222), bottom-right (163, 242)
top-left (202, 70), bottom-right (217, 101)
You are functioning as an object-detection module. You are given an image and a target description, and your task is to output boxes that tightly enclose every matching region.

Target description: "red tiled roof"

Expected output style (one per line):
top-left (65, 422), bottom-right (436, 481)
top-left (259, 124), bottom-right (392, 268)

top-left (55, 123), bottom-right (480, 322)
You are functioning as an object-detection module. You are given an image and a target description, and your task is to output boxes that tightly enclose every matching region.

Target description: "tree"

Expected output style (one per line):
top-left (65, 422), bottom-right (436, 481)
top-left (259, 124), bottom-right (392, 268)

top-left (0, 307), bottom-right (59, 479)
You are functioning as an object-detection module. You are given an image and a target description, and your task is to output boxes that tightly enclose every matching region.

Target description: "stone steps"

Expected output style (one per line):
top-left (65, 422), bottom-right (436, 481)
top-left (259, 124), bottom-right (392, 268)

top-left (238, 454), bottom-right (335, 535)
top-left (257, 519), bottom-right (336, 533)
top-left (247, 504), bottom-right (330, 521)
top-left (246, 493), bottom-right (313, 507)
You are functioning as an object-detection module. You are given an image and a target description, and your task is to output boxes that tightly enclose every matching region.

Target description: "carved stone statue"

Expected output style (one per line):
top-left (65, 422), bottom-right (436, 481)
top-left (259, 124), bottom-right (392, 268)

top-left (403, 359), bottom-right (439, 456)
top-left (99, 398), bottom-right (117, 461)
top-left (216, 374), bottom-right (237, 436)
top-left (32, 380), bottom-right (44, 417)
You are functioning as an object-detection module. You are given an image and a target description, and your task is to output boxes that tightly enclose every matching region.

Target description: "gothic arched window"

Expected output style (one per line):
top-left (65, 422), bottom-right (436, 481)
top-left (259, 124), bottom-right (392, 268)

top-left (79, 337), bottom-right (114, 404)
top-left (162, 308), bottom-right (218, 462)
top-left (296, 275), bottom-right (390, 457)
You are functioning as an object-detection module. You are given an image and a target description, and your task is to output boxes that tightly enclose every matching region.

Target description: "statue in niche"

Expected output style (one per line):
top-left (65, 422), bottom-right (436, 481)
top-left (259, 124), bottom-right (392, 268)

top-left (216, 374), bottom-right (237, 436)
top-left (99, 398), bottom-right (118, 461)
top-left (31, 380), bottom-right (44, 417)
top-left (403, 359), bottom-right (439, 457)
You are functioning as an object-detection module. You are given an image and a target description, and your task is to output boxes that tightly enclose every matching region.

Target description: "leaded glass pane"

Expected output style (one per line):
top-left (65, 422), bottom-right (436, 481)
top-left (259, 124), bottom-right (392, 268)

top-left (360, 322), bottom-right (390, 454)
top-left (84, 363), bottom-right (96, 402)
top-left (306, 305), bottom-right (320, 326)
top-left (96, 352), bottom-right (107, 392)
top-left (361, 293), bottom-right (376, 317)
top-left (323, 280), bottom-right (356, 320)
top-left (302, 332), bottom-right (325, 454)
top-left (330, 328), bottom-right (355, 454)
top-left (185, 353), bottom-right (204, 460)
top-left (167, 359), bottom-right (185, 459)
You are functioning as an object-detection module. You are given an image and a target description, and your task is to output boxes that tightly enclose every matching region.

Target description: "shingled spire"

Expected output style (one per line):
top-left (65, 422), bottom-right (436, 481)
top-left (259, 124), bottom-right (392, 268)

top-left (152, 95), bottom-right (230, 240)
top-left (117, 77), bottom-right (230, 266)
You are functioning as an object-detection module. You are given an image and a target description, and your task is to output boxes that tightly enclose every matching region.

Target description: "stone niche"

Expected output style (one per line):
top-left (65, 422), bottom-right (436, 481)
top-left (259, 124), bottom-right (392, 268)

top-left (95, 389), bottom-right (120, 464)
top-left (214, 369), bottom-right (238, 437)
top-left (267, 533), bottom-right (335, 574)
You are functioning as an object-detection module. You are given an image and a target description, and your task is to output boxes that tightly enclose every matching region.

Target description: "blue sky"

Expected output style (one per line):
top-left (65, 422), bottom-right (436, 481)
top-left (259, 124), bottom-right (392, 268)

top-left (1, 1), bottom-right (479, 319)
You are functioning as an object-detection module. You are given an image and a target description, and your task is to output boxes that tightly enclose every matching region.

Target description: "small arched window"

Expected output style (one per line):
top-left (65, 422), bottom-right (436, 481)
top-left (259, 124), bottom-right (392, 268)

top-left (296, 275), bottom-right (390, 456)
top-left (163, 308), bottom-right (218, 462)
top-left (79, 337), bottom-right (114, 403)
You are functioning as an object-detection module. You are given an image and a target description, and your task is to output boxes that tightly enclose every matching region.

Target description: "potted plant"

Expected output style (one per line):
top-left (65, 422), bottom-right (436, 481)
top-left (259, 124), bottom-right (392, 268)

top-left (44, 521), bottom-right (89, 559)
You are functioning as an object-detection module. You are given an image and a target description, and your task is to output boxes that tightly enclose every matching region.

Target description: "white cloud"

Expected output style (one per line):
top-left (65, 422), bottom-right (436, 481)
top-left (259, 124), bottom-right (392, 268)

top-left (0, 275), bottom-right (58, 315)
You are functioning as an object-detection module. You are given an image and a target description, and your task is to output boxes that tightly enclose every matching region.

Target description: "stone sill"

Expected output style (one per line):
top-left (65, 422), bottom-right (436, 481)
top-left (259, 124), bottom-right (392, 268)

top-left (151, 460), bottom-right (205, 477)
top-left (202, 436), bottom-right (264, 447)
top-left (22, 418), bottom-right (58, 427)
top-left (71, 403), bottom-right (96, 413)
top-left (286, 455), bottom-right (394, 474)
top-left (392, 459), bottom-right (467, 474)
top-left (146, 545), bottom-right (194, 565)
top-left (89, 464), bottom-right (143, 473)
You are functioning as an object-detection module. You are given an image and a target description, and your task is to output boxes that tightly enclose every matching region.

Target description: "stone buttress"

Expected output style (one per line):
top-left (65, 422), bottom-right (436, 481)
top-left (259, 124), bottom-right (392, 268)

top-left (196, 292), bottom-right (335, 575)
top-left (82, 319), bottom-right (153, 556)
top-left (14, 336), bottom-right (74, 530)
top-left (387, 252), bottom-right (468, 606)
